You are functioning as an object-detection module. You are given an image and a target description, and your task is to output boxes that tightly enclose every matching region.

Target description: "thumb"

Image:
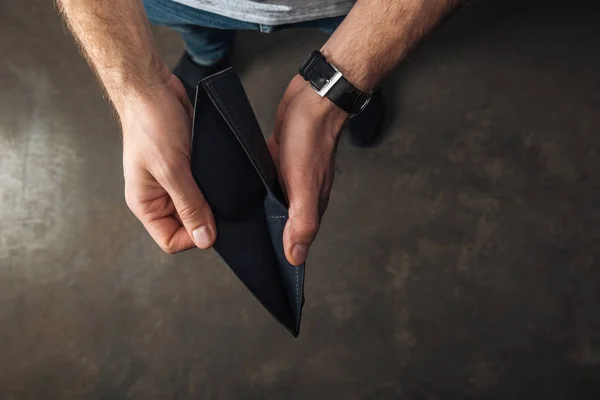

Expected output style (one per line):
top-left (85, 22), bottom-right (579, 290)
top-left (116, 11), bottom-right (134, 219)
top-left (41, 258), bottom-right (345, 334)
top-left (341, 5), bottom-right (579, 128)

top-left (283, 180), bottom-right (320, 266)
top-left (161, 167), bottom-right (217, 249)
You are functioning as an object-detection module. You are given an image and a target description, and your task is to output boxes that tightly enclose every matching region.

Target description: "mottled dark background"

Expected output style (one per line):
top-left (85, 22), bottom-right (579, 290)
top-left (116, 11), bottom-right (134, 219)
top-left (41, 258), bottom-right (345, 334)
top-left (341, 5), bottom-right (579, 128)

top-left (1, 0), bottom-right (600, 398)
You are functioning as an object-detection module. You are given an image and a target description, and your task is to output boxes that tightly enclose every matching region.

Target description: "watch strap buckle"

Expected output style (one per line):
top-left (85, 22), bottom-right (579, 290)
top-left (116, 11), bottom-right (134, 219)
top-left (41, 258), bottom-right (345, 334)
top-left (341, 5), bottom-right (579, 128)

top-left (316, 68), bottom-right (343, 97)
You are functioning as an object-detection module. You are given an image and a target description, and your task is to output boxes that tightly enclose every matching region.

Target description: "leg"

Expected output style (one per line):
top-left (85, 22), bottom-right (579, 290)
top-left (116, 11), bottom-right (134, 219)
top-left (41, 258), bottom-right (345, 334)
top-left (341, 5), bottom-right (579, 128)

top-left (143, 0), bottom-right (257, 66)
top-left (143, 0), bottom-right (260, 100)
top-left (173, 25), bottom-right (235, 66)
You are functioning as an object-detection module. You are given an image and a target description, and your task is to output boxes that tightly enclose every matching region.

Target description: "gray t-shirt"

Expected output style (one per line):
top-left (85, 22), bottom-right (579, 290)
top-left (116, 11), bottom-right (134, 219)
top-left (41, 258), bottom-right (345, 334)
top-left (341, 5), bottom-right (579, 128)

top-left (173, 0), bottom-right (355, 25)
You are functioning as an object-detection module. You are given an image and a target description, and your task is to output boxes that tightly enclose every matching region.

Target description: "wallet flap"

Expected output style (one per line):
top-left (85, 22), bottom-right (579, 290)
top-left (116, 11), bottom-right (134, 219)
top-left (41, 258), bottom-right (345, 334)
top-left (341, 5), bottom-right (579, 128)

top-left (201, 68), bottom-right (277, 194)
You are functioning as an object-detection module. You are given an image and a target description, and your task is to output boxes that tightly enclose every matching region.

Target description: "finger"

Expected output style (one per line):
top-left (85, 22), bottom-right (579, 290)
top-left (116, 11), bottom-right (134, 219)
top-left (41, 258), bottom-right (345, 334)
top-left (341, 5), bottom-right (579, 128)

top-left (266, 136), bottom-right (287, 199)
top-left (183, 92), bottom-right (194, 121)
top-left (171, 75), bottom-right (194, 120)
top-left (266, 136), bottom-right (279, 169)
top-left (283, 175), bottom-right (321, 266)
top-left (145, 215), bottom-right (196, 253)
top-left (160, 167), bottom-right (217, 249)
top-left (184, 97), bottom-right (194, 121)
top-left (272, 92), bottom-right (291, 141)
top-left (177, 87), bottom-right (194, 121)
top-left (127, 192), bottom-right (196, 253)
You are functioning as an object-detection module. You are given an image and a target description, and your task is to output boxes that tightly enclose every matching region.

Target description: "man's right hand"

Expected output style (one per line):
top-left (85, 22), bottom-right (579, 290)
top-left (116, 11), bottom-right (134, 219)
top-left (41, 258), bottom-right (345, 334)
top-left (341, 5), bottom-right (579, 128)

top-left (120, 74), bottom-right (216, 253)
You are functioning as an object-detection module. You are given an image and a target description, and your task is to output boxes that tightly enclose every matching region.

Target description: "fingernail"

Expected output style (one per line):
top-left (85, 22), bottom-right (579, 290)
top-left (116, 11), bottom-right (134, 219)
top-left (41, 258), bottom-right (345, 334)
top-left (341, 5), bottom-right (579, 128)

top-left (292, 244), bottom-right (308, 265)
top-left (192, 225), bottom-right (212, 248)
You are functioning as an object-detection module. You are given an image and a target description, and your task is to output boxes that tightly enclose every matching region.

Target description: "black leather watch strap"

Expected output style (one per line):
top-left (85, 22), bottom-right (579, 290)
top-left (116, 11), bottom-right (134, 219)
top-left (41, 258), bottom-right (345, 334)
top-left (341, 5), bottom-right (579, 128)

top-left (299, 50), bottom-right (371, 116)
top-left (300, 51), bottom-right (337, 89)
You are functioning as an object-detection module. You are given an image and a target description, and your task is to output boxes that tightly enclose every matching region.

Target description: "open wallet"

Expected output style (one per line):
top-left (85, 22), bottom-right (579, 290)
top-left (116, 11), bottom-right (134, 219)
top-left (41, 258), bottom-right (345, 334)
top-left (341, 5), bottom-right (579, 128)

top-left (190, 68), bottom-right (305, 337)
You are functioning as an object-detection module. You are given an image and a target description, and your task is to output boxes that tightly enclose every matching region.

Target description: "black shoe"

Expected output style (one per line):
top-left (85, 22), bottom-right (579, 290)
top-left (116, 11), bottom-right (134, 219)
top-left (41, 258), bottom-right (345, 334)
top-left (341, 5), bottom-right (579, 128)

top-left (173, 52), bottom-right (231, 103)
top-left (346, 89), bottom-right (385, 147)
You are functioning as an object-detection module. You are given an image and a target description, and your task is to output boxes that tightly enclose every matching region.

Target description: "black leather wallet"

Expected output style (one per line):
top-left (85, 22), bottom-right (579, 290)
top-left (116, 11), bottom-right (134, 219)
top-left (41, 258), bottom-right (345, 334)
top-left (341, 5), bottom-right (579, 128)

top-left (190, 68), bottom-right (305, 337)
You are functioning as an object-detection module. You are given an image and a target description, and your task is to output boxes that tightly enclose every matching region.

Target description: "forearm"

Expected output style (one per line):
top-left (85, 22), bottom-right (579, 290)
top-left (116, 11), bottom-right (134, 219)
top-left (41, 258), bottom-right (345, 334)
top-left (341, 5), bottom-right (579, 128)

top-left (56, 0), bottom-right (168, 110)
top-left (322, 0), bottom-right (464, 91)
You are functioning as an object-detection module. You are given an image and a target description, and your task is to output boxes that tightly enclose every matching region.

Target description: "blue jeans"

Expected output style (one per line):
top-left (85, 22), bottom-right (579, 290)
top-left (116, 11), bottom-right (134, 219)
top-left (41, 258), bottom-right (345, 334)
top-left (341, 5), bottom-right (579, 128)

top-left (143, 0), bottom-right (345, 66)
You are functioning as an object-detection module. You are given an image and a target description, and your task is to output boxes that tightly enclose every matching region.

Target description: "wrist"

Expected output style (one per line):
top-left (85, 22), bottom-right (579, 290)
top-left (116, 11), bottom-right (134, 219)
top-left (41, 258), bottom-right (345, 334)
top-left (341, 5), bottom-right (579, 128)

top-left (113, 81), bottom-right (171, 129)
top-left (320, 41), bottom-right (380, 92)
top-left (306, 79), bottom-right (349, 116)
top-left (289, 74), bottom-right (348, 138)
top-left (312, 90), bottom-right (349, 139)
top-left (103, 52), bottom-right (171, 113)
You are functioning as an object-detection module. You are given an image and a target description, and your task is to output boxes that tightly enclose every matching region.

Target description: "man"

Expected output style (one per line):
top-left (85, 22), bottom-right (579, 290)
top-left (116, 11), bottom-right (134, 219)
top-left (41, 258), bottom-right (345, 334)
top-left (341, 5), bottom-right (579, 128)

top-left (57, 0), bottom-right (462, 266)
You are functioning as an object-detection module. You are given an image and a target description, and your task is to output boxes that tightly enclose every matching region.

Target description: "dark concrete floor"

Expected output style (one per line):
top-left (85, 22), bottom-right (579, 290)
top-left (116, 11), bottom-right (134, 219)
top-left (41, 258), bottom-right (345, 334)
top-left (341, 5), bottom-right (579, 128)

top-left (2, 0), bottom-right (600, 398)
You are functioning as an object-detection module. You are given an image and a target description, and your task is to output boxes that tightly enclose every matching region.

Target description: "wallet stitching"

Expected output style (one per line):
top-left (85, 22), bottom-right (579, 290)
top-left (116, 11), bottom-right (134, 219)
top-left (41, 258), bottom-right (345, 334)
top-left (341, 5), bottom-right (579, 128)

top-left (295, 267), bottom-right (299, 325)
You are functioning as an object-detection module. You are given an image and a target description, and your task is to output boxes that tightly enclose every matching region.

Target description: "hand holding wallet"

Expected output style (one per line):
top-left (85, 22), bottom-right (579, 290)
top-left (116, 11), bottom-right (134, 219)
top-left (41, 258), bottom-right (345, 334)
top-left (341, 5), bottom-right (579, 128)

top-left (190, 68), bottom-right (305, 337)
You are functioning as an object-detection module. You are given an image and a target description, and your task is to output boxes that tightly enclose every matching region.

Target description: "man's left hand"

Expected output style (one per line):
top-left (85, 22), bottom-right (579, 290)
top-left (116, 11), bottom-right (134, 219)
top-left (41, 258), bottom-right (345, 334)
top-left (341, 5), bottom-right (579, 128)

top-left (267, 75), bottom-right (348, 266)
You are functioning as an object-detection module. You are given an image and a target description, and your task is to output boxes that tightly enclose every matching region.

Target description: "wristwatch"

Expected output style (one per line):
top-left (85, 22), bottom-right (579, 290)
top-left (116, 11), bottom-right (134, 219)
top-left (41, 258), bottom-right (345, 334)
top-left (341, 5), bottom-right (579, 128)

top-left (299, 50), bottom-right (372, 116)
